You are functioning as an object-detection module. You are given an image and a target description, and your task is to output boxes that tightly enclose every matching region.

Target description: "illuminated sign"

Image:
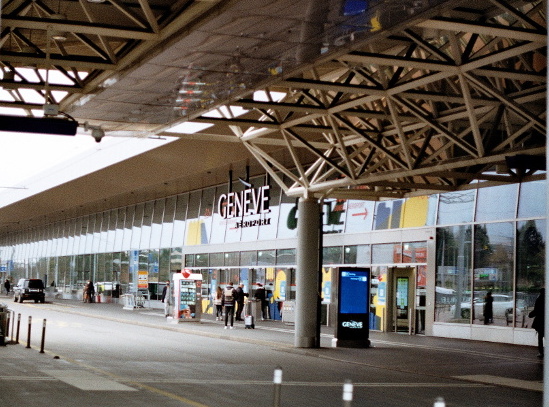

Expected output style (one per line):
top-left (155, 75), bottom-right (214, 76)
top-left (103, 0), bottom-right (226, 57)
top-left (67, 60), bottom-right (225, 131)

top-left (217, 185), bottom-right (271, 226)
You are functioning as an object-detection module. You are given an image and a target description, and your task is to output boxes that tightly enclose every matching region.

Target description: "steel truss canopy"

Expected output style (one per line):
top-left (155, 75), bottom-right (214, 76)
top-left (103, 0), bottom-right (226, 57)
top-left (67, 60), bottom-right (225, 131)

top-left (0, 0), bottom-right (546, 202)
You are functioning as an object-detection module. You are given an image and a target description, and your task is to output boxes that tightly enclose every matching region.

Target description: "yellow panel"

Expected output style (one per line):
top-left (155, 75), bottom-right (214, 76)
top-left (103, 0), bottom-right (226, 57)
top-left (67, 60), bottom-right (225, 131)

top-left (400, 196), bottom-right (429, 228)
top-left (185, 220), bottom-right (201, 245)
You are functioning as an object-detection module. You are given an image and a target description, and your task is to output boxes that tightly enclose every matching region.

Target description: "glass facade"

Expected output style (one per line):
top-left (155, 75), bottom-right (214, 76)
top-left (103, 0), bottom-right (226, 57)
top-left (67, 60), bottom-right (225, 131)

top-left (0, 175), bottom-right (545, 340)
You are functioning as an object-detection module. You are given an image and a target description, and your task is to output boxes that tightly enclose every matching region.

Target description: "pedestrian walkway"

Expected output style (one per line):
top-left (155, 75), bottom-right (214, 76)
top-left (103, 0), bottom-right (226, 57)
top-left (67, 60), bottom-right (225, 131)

top-left (0, 294), bottom-right (543, 395)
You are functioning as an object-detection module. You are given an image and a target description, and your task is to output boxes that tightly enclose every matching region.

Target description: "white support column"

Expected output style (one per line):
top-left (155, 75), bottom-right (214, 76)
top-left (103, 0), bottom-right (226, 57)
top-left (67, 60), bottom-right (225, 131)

top-left (294, 197), bottom-right (321, 348)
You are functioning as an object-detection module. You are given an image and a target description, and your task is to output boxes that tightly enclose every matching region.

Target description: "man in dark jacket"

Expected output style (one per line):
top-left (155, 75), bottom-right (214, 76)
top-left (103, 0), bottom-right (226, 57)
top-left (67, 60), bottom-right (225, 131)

top-left (254, 283), bottom-right (268, 320)
top-left (235, 283), bottom-right (249, 321)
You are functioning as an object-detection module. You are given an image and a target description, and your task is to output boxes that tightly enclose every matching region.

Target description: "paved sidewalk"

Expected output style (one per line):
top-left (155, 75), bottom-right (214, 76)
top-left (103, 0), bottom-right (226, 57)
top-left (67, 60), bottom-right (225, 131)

top-left (0, 294), bottom-right (543, 395)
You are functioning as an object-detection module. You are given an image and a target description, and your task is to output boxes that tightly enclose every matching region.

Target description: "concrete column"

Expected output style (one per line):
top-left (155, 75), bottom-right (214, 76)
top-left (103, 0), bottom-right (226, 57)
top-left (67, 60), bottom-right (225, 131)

top-left (295, 197), bottom-right (321, 348)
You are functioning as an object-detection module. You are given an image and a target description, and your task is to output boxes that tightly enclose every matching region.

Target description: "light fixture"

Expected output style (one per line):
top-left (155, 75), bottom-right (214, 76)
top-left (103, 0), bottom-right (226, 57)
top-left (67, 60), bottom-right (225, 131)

top-left (50, 14), bottom-right (67, 41)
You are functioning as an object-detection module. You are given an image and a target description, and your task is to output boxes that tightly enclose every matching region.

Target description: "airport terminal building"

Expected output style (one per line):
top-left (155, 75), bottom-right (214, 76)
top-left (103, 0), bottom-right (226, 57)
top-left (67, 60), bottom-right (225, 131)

top-left (0, 173), bottom-right (544, 347)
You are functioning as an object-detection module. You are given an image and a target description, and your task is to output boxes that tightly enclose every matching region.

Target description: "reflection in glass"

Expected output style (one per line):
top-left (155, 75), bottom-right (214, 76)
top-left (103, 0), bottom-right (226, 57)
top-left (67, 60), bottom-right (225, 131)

top-left (516, 219), bottom-right (546, 328)
top-left (437, 190), bottom-right (475, 225)
top-left (518, 180), bottom-right (546, 219)
top-left (475, 184), bottom-right (517, 222)
top-left (323, 246), bottom-right (342, 264)
top-left (372, 243), bottom-right (400, 264)
top-left (473, 222), bottom-right (514, 325)
top-left (435, 225), bottom-right (472, 323)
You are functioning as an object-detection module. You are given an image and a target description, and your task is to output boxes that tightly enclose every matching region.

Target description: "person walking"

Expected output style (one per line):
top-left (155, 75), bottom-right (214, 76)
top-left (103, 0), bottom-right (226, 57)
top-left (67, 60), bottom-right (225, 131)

top-left (529, 288), bottom-right (545, 358)
top-left (483, 291), bottom-right (493, 325)
top-left (212, 286), bottom-right (223, 320)
top-left (222, 282), bottom-right (237, 329)
top-left (4, 279), bottom-right (10, 295)
top-left (86, 280), bottom-right (95, 303)
top-left (161, 281), bottom-right (172, 317)
top-left (235, 283), bottom-right (249, 321)
top-left (255, 283), bottom-right (268, 320)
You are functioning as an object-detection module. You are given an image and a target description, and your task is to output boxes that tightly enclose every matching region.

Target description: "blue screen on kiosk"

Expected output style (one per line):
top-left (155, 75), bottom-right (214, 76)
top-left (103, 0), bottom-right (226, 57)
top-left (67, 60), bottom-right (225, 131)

top-left (339, 270), bottom-right (369, 314)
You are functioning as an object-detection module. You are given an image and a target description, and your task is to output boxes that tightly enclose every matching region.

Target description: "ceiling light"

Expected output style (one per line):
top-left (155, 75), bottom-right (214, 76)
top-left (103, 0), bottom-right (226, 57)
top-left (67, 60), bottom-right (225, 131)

top-left (87, 0), bottom-right (106, 3)
top-left (50, 14), bottom-right (67, 41)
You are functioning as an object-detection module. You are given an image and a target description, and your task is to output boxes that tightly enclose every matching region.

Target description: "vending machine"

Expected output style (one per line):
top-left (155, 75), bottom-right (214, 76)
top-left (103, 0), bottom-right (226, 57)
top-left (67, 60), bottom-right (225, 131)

top-left (172, 270), bottom-right (202, 322)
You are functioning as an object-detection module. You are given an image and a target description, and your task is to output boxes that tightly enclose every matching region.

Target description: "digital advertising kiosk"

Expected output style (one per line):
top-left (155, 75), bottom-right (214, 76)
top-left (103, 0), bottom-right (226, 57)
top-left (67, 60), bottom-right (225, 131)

top-left (171, 270), bottom-right (202, 322)
top-left (334, 267), bottom-right (371, 348)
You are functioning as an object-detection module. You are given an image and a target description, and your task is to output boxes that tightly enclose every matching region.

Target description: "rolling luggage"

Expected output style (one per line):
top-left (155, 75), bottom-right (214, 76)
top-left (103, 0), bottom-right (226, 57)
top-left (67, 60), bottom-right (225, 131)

top-left (245, 301), bottom-right (255, 329)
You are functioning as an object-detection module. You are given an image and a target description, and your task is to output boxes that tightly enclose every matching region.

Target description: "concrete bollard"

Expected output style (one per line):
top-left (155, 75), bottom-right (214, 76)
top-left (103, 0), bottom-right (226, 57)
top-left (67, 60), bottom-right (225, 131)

top-left (434, 397), bottom-right (445, 407)
top-left (342, 380), bottom-right (353, 407)
top-left (273, 367), bottom-right (283, 407)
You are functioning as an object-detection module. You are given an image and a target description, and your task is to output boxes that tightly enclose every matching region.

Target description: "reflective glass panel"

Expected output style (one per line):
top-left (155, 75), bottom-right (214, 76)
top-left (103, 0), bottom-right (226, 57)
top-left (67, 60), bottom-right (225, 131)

top-left (518, 180), bottom-right (546, 219)
top-left (435, 225), bottom-right (472, 323)
top-left (322, 199), bottom-right (346, 234)
top-left (437, 190), bottom-right (475, 225)
top-left (258, 176), bottom-right (280, 240)
top-left (372, 243), bottom-right (401, 263)
top-left (276, 249), bottom-right (296, 265)
top-left (258, 250), bottom-right (276, 266)
top-left (473, 222), bottom-right (514, 325)
top-left (475, 184), bottom-right (517, 222)
top-left (516, 219), bottom-right (546, 328)
top-left (323, 246), bottom-right (342, 264)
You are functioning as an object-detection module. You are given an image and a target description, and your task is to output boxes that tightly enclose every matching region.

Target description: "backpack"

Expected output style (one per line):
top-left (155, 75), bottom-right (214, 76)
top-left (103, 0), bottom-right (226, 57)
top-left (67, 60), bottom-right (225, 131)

top-left (224, 287), bottom-right (234, 302)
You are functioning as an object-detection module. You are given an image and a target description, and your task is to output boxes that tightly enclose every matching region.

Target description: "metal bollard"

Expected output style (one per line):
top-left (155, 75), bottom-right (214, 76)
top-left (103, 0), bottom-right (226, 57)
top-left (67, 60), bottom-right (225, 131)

top-left (40, 319), bottom-right (46, 353)
top-left (11, 310), bottom-right (15, 343)
top-left (26, 316), bottom-right (32, 349)
top-left (434, 397), bottom-right (445, 407)
top-left (342, 380), bottom-right (353, 407)
top-left (273, 367), bottom-right (283, 407)
top-left (15, 313), bottom-right (21, 344)
top-left (6, 311), bottom-right (10, 338)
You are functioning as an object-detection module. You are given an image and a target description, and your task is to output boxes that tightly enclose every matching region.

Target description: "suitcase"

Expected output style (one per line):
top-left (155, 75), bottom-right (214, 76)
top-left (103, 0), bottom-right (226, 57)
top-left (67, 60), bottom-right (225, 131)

top-left (244, 314), bottom-right (255, 329)
top-left (244, 301), bottom-right (255, 329)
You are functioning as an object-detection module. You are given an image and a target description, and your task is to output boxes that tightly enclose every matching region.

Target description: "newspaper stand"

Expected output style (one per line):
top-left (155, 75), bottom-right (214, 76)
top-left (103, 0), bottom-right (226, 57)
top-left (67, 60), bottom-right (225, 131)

top-left (170, 270), bottom-right (202, 323)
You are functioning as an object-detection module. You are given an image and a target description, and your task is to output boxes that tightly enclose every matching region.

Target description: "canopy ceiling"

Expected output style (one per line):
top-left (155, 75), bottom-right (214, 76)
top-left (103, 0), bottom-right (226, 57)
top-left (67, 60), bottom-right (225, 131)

top-left (0, 0), bottom-right (546, 232)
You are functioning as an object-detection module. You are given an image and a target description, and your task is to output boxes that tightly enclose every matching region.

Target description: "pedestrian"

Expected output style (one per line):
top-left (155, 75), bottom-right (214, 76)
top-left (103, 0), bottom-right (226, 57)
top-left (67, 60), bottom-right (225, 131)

top-left (83, 281), bottom-right (89, 302)
top-left (255, 283), bottom-right (268, 320)
top-left (529, 288), bottom-right (545, 358)
top-left (212, 286), bottom-right (223, 320)
top-left (4, 279), bottom-right (10, 295)
top-left (86, 280), bottom-right (95, 303)
top-left (483, 291), bottom-right (493, 325)
top-left (161, 281), bottom-right (172, 317)
top-left (235, 283), bottom-right (249, 321)
top-left (222, 282), bottom-right (237, 329)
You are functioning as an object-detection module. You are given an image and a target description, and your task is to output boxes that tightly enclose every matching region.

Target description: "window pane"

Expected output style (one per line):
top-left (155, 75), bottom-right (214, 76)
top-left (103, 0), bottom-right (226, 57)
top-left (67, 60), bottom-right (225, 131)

top-left (402, 241), bottom-right (427, 263)
top-left (276, 249), bottom-right (296, 265)
top-left (224, 252), bottom-right (239, 267)
top-left (437, 190), bottom-right (475, 225)
top-left (475, 184), bottom-right (517, 222)
top-left (516, 219), bottom-right (546, 328)
top-left (195, 253), bottom-right (209, 267)
top-left (473, 222), bottom-right (514, 325)
top-left (372, 243), bottom-right (400, 263)
top-left (210, 252), bottom-right (224, 267)
top-left (240, 251), bottom-right (257, 266)
top-left (435, 225), bottom-right (472, 323)
top-left (172, 194), bottom-right (188, 248)
top-left (518, 180), bottom-right (546, 219)
top-left (258, 250), bottom-right (275, 266)
top-left (323, 246), bottom-right (342, 264)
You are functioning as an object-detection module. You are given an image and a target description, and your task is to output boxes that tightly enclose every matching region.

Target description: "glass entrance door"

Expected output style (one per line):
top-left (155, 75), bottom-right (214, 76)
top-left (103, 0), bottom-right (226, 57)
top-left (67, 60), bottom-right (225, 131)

top-left (391, 267), bottom-right (415, 334)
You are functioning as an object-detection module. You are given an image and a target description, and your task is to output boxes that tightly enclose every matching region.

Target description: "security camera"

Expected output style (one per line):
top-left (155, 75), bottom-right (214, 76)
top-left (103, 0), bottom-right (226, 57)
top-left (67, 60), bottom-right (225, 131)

top-left (91, 127), bottom-right (105, 143)
top-left (83, 122), bottom-right (105, 143)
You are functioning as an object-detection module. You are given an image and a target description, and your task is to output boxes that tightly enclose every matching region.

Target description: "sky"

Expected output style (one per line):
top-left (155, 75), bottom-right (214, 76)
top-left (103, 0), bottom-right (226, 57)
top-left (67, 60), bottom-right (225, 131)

top-left (0, 130), bottom-right (175, 208)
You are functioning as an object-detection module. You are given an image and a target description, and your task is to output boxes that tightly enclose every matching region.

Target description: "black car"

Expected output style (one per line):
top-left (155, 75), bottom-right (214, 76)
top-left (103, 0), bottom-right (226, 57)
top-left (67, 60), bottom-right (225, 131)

top-left (13, 279), bottom-right (45, 303)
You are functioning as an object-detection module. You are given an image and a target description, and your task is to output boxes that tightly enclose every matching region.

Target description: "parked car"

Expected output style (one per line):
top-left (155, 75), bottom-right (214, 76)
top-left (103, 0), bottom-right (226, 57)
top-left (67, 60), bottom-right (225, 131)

top-left (456, 294), bottom-right (525, 323)
top-left (13, 278), bottom-right (45, 303)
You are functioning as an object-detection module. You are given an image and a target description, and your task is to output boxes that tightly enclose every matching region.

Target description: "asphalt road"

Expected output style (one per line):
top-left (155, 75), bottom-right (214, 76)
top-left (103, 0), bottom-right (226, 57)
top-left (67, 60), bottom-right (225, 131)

top-left (0, 299), bottom-right (543, 407)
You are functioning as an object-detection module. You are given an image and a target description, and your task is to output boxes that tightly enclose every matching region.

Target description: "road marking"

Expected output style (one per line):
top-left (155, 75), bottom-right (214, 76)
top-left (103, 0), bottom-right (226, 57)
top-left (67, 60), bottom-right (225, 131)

top-left (454, 375), bottom-right (543, 392)
top-left (41, 369), bottom-right (137, 391)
